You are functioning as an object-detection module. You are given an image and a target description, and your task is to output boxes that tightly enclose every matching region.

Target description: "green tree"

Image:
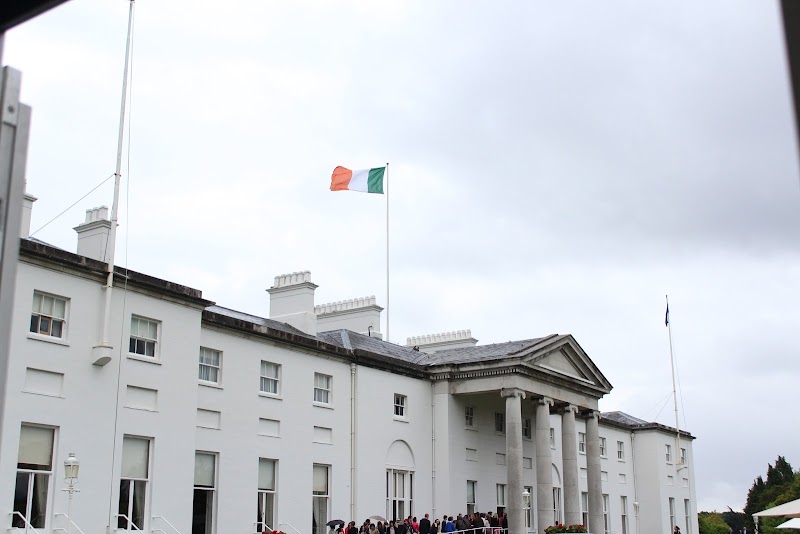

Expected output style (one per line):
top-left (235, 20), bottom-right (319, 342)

top-left (698, 512), bottom-right (729, 534)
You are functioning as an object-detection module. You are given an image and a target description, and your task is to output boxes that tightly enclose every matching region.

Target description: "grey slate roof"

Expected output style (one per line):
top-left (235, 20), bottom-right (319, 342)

top-left (205, 305), bottom-right (312, 338)
top-left (602, 411), bottom-right (649, 427)
top-left (416, 335), bottom-right (557, 366)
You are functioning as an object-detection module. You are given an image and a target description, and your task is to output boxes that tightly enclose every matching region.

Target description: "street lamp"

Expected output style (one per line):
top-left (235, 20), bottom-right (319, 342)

top-left (63, 452), bottom-right (80, 534)
top-left (522, 489), bottom-right (531, 528)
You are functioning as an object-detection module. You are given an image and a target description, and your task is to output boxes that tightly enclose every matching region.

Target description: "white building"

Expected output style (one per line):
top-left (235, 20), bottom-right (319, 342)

top-left (3, 205), bottom-right (697, 534)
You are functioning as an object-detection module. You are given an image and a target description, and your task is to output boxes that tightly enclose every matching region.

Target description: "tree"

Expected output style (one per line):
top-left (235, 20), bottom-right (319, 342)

top-left (698, 512), bottom-right (729, 534)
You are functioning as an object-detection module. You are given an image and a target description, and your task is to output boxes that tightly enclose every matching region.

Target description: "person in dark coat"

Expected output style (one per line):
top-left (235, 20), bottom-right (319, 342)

top-left (419, 514), bottom-right (431, 534)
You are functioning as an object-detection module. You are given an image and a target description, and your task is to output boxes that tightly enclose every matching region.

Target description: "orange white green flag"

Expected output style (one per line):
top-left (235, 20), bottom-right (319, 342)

top-left (330, 166), bottom-right (385, 194)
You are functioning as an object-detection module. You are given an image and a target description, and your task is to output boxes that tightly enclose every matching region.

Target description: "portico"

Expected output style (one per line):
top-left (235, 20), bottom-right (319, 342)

top-left (429, 334), bottom-right (612, 534)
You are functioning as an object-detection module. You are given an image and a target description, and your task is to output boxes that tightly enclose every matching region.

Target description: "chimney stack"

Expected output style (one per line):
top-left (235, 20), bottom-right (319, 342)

top-left (315, 296), bottom-right (383, 338)
top-left (267, 271), bottom-right (318, 336)
top-left (19, 192), bottom-right (37, 238)
top-left (406, 330), bottom-right (478, 354)
top-left (74, 206), bottom-right (111, 262)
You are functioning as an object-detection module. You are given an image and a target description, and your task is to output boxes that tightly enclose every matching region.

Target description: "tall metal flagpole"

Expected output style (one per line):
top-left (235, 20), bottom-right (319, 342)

top-left (385, 162), bottom-right (390, 343)
top-left (666, 295), bottom-right (685, 470)
top-left (93, 0), bottom-right (134, 367)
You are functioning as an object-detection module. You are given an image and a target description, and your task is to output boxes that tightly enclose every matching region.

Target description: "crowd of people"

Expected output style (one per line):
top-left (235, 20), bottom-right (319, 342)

top-left (333, 512), bottom-right (509, 534)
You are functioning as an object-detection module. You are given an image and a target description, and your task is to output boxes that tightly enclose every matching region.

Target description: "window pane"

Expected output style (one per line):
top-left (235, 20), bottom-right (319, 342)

top-left (122, 437), bottom-right (149, 478)
top-left (194, 453), bottom-right (215, 487)
top-left (148, 321), bottom-right (158, 340)
top-left (12, 472), bottom-right (29, 528)
top-left (118, 479), bottom-right (131, 528)
top-left (18, 425), bottom-right (54, 469)
top-left (192, 488), bottom-right (214, 534)
top-left (313, 465), bottom-right (328, 494)
top-left (312, 496), bottom-right (328, 534)
top-left (259, 459), bottom-right (276, 490)
top-left (30, 473), bottom-right (49, 528)
top-left (53, 298), bottom-right (66, 319)
top-left (130, 317), bottom-right (139, 337)
top-left (132, 480), bottom-right (147, 528)
top-left (32, 292), bottom-right (42, 313)
top-left (42, 295), bottom-right (54, 315)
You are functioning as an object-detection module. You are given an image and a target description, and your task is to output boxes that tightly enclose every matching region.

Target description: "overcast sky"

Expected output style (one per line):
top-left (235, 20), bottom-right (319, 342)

top-left (6, 0), bottom-right (800, 513)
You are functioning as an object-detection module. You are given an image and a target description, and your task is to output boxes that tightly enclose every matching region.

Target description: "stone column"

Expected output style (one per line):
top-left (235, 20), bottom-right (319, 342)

top-left (585, 411), bottom-right (604, 534)
top-left (502, 388), bottom-right (526, 534)
top-left (535, 397), bottom-right (554, 534)
top-left (561, 405), bottom-right (581, 526)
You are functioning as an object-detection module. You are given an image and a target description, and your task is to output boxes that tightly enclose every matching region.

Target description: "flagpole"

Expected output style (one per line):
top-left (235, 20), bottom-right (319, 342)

top-left (385, 162), bottom-right (390, 343)
top-left (666, 295), bottom-right (684, 471)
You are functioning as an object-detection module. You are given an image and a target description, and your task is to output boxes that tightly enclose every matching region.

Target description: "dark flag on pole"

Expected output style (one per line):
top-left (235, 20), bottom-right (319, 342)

top-left (665, 303), bottom-right (670, 327)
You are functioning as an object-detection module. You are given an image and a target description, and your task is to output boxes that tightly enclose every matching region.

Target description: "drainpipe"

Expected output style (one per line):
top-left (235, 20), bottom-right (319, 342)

top-left (631, 431), bottom-right (639, 534)
top-left (351, 363), bottom-right (357, 520)
top-left (431, 382), bottom-right (436, 518)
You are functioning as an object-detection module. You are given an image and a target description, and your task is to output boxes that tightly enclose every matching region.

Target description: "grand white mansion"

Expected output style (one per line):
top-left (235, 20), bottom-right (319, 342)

top-left (2, 199), bottom-right (697, 534)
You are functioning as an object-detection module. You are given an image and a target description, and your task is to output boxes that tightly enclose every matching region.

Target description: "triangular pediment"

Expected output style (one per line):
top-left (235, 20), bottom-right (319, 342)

top-left (536, 349), bottom-right (592, 382)
top-left (518, 335), bottom-right (613, 394)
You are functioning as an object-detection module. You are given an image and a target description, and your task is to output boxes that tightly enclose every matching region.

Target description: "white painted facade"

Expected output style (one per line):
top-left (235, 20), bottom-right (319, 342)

top-left (2, 224), bottom-right (698, 534)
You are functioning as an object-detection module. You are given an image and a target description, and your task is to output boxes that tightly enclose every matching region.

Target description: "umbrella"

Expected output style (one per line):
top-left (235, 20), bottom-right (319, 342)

top-left (369, 516), bottom-right (387, 523)
top-left (754, 498), bottom-right (800, 519)
top-left (327, 520), bottom-right (346, 528)
top-left (778, 518), bottom-right (800, 530)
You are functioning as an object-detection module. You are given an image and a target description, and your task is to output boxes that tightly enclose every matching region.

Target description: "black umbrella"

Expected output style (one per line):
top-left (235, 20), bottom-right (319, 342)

top-left (327, 520), bottom-right (346, 528)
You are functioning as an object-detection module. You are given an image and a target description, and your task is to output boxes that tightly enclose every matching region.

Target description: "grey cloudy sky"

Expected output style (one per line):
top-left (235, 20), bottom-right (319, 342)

top-left (6, 0), bottom-right (800, 513)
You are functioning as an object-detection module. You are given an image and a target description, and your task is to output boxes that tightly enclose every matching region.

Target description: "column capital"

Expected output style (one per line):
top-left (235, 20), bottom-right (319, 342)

top-left (581, 409), bottom-right (600, 420)
top-left (500, 387), bottom-right (526, 400)
top-left (562, 404), bottom-right (579, 415)
top-left (536, 396), bottom-right (553, 407)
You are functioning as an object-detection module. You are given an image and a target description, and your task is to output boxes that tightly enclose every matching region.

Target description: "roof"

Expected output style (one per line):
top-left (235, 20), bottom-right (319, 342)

top-left (205, 305), bottom-right (311, 338)
top-left (601, 410), bottom-right (695, 438)
top-left (417, 336), bottom-right (555, 365)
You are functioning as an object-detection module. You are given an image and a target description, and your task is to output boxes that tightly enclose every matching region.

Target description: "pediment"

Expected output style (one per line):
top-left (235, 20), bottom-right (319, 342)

top-left (520, 335), bottom-right (613, 393)
top-left (536, 349), bottom-right (592, 382)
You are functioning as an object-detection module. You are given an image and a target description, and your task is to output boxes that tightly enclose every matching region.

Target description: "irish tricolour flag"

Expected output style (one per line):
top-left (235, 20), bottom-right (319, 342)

top-left (330, 166), bottom-right (385, 194)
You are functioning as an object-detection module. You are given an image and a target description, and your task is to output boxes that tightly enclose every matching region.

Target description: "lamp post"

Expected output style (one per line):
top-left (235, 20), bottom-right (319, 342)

top-left (522, 489), bottom-right (531, 533)
top-left (63, 452), bottom-right (80, 534)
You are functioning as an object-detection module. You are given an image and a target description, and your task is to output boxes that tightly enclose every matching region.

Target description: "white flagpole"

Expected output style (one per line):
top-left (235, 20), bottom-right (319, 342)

top-left (666, 295), bottom-right (685, 470)
top-left (385, 162), bottom-right (390, 342)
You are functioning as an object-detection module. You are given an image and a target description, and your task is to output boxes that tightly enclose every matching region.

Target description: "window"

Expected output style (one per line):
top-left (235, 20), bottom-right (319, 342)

top-left (465, 406), bottom-right (475, 428)
top-left (387, 469), bottom-right (414, 522)
top-left (494, 412), bottom-right (505, 433)
top-left (394, 394), bottom-right (407, 418)
top-left (467, 481), bottom-right (476, 515)
top-left (600, 437), bottom-right (607, 457)
top-left (260, 361), bottom-right (280, 395)
top-left (199, 348), bottom-right (221, 385)
top-left (522, 418), bottom-right (531, 439)
top-left (496, 484), bottom-right (506, 515)
top-left (603, 494), bottom-right (610, 534)
top-left (681, 447), bottom-right (687, 465)
top-left (313, 464), bottom-right (330, 534)
top-left (30, 291), bottom-right (67, 338)
top-left (13, 425), bottom-right (54, 530)
top-left (524, 486), bottom-right (533, 529)
top-left (666, 444), bottom-right (673, 463)
top-left (550, 428), bottom-right (556, 449)
top-left (118, 436), bottom-right (150, 532)
top-left (617, 441), bottom-right (625, 461)
top-left (193, 452), bottom-right (216, 534)
top-left (314, 373), bottom-right (332, 404)
top-left (669, 497), bottom-right (676, 533)
top-left (578, 432), bottom-right (586, 454)
top-left (129, 316), bottom-right (159, 357)
top-left (553, 487), bottom-right (562, 525)
top-left (684, 498), bottom-right (691, 534)
top-left (258, 459), bottom-right (277, 532)
top-left (581, 492), bottom-right (589, 528)
top-left (620, 496), bottom-right (628, 534)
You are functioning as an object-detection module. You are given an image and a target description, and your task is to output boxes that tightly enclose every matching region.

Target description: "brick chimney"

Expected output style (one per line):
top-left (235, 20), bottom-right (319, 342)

top-left (74, 206), bottom-right (111, 262)
top-left (315, 296), bottom-right (383, 339)
top-left (267, 271), bottom-right (318, 336)
top-left (406, 330), bottom-right (478, 354)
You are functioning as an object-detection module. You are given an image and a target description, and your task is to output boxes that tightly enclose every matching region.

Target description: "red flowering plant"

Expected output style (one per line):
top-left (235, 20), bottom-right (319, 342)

top-left (544, 525), bottom-right (587, 533)
top-left (267, 530), bottom-right (287, 534)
